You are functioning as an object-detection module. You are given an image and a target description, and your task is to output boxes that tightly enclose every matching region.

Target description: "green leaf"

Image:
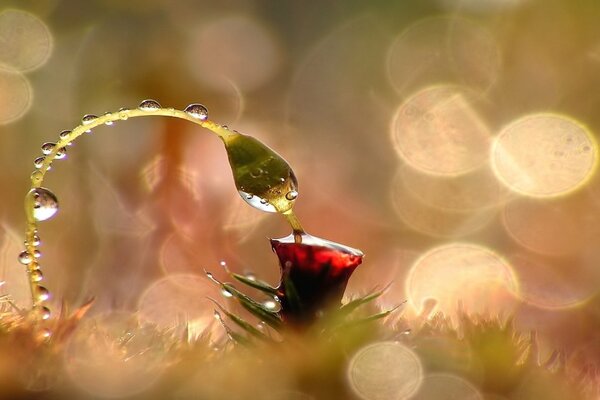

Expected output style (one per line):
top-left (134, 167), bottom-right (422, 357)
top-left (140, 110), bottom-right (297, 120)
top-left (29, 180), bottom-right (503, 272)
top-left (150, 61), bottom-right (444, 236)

top-left (223, 283), bottom-right (282, 329)
top-left (232, 273), bottom-right (278, 295)
top-left (210, 299), bottom-right (271, 341)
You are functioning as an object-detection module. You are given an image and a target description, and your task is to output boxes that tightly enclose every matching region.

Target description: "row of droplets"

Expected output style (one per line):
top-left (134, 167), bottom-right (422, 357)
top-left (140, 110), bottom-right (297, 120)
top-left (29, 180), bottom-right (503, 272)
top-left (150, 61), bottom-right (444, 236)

top-left (23, 100), bottom-right (210, 327)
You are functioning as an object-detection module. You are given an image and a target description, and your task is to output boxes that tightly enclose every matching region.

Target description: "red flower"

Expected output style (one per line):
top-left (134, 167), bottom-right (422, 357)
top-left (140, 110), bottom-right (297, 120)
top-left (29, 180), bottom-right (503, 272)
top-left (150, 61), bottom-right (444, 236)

top-left (270, 233), bottom-right (363, 326)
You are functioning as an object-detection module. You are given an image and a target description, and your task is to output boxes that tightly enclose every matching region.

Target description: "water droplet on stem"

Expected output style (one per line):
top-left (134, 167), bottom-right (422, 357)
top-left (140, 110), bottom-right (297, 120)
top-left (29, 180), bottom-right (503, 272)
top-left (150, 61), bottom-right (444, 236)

top-left (138, 99), bottom-right (161, 111)
top-left (27, 187), bottom-right (59, 221)
top-left (184, 103), bottom-right (209, 120)
top-left (81, 114), bottom-right (98, 125)
top-left (41, 142), bottom-right (55, 155)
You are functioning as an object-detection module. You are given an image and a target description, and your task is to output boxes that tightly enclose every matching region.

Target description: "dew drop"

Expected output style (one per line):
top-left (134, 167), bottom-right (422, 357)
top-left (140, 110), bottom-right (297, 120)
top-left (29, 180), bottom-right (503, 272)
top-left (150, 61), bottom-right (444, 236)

top-left (118, 108), bottom-right (129, 120)
top-left (184, 103), bottom-right (209, 121)
top-left (213, 310), bottom-right (223, 321)
top-left (263, 298), bottom-right (281, 312)
top-left (55, 147), bottom-right (67, 160)
top-left (59, 130), bottom-right (71, 140)
top-left (33, 156), bottom-right (45, 168)
top-left (221, 287), bottom-right (234, 298)
top-left (39, 328), bottom-right (52, 339)
top-left (238, 190), bottom-right (277, 213)
top-left (33, 249), bottom-right (41, 258)
top-left (81, 114), bottom-right (98, 125)
top-left (138, 99), bottom-right (161, 111)
top-left (30, 270), bottom-right (43, 282)
top-left (245, 272), bottom-right (256, 281)
top-left (28, 187), bottom-right (59, 221)
top-left (250, 168), bottom-right (263, 178)
top-left (18, 251), bottom-right (32, 265)
top-left (102, 112), bottom-right (114, 125)
top-left (41, 142), bottom-right (55, 155)
top-left (30, 170), bottom-right (43, 184)
top-left (285, 190), bottom-right (298, 201)
top-left (33, 305), bottom-right (51, 320)
top-left (35, 286), bottom-right (50, 302)
top-left (32, 234), bottom-right (41, 247)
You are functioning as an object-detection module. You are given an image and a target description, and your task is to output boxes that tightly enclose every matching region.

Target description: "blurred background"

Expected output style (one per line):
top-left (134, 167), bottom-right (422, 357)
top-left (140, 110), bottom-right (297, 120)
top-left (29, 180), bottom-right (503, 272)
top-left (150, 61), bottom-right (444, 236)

top-left (1, 0), bottom-right (600, 397)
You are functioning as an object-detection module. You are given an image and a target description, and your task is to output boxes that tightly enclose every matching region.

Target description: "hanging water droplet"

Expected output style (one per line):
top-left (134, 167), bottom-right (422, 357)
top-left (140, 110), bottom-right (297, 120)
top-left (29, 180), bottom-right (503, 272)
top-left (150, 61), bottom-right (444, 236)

top-left (59, 130), bottom-right (71, 140)
top-left (28, 188), bottom-right (59, 222)
top-left (33, 156), bottom-right (45, 168)
top-left (41, 142), bottom-right (55, 155)
top-left (285, 190), bottom-right (298, 201)
top-left (30, 270), bottom-right (43, 282)
top-left (138, 99), bottom-right (161, 111)
top-left (18, 251), bottom-right (32, 265)
top-left (35, 285), bottom-right (50, 302)
top-left (33, 249), bottom-right (41, 259)
top-left (184, 103), bottom-right (209, 121)
top-left (245, 272), bottom-right (256, 281)
top-left (103, 112), bottom-right (114, 125)
top-left (238, 190), bottom-right (277, 213)
top-left (32, 234), bottom-right (41, 247)
top-left (81, 114), bottom-right (98, 125)
top-left (221, 287), bottom-right (234, 298)
top-left (55, 147), bottom-right (67, 160)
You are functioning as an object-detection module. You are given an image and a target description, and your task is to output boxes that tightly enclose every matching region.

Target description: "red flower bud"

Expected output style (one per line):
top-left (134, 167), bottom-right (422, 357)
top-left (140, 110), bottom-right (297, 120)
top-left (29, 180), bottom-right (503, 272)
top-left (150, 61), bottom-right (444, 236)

top-left (270, 233), bottom-right (363, 327)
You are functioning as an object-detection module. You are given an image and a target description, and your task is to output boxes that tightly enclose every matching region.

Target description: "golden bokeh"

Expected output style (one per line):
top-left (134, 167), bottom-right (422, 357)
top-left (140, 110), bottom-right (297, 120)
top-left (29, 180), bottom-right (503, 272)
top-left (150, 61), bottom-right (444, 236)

top-left (391, 85), bottom-right (492, 176)
top-left (348, 341), bottom-right (423, 400)
top-left (491, 114), bottom-right (598, 197)
top-left (405, 243), bottom-right (519, 318)
top-left (0, 9), bottom-right (52, 72)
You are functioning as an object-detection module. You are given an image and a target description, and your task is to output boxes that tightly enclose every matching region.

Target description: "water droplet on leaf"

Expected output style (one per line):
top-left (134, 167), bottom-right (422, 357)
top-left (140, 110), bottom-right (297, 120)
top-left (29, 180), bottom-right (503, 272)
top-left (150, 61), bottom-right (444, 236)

top-left (33, 305), bottom-right (51, 320)
top-left (30, 270), bottom-right (43, 282)
top-left (81, 114), bottom-right (98, 125)
top-left (221, 287), bottom-right (234, 298)
top-left (55, 147), bottom-right (67, 160)
top-left (138, 99), bottom-right (161, 111)
top-left (285, 190), bottom-right (298, 201)
top-left (35, 285), bottom-right (50, 302)
top-left (33, 156), bottom-right (45, 169)
top-left (18, 251), bottom-right (32, 265)
top-left (28, 187), bottom-right (59, 221)
top-left (41, 142), bottom-right (55, 155)
top-left (59, 130), bottom-right (71, 139)
top-left (184, 103), bottom-right (209, 120)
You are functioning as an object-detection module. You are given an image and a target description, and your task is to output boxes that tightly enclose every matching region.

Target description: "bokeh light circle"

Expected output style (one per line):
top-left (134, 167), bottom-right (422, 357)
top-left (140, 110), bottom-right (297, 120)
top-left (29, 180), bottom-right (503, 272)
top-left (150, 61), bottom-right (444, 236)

top-left (412, 373), bottom-right (483, 400)
top-left (0, 9), bottom-right (53, 72)
top-left (406, 243), bottom-right (519, 318)
top-left (491, 114), bottom-right (598, 197)
top-left (511, 254), bottom-right (599, 310)
top-left (138, 274), bottom-right (225, 339)
top-left (187, 15), bottom-right (281, 92)
top-left (502, 197), bottom-right (585, 256)
top-left (387, 17), bottom-right (500, 95)
top-left (391, 85), bottom-right (491, 176)
top-left (64, 311), bottom-right (168, 398)
top-left (0, 68), bottom-right (32, 125)
top-left (348, 341), bottom-right (423, 400)
top-left (391, 169), bottom-right (497, 238)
